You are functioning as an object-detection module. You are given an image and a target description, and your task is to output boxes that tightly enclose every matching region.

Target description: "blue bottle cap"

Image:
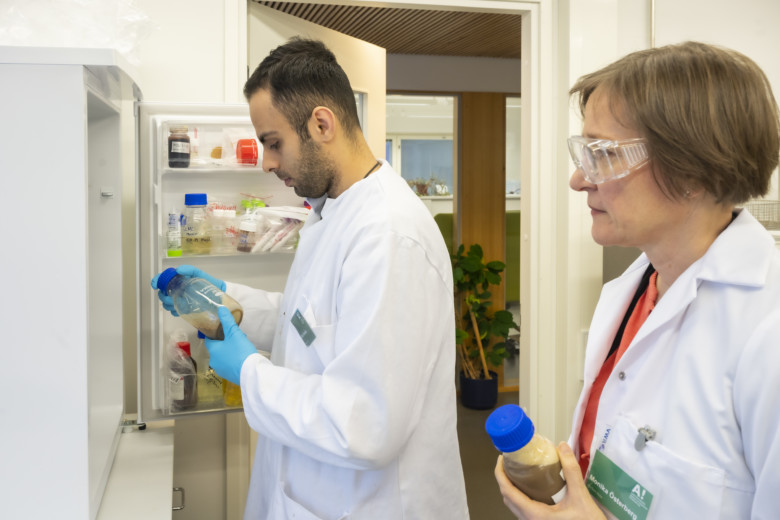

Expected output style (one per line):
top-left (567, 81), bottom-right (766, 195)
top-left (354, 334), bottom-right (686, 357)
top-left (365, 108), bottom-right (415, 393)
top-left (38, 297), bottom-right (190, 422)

top-left (485, 404), bottom-right (535, 453)
top-left (155, 267), bottom-right (179, 292)
top-left (184, 193), bottom-right (207, 206)
top-left (197, 331), bottom-right (205, 339)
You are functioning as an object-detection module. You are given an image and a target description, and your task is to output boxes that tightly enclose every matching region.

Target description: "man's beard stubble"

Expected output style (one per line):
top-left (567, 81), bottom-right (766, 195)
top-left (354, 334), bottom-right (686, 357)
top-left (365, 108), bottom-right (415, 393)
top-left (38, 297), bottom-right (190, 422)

top-left (289, 138), bottom-right (339, 198)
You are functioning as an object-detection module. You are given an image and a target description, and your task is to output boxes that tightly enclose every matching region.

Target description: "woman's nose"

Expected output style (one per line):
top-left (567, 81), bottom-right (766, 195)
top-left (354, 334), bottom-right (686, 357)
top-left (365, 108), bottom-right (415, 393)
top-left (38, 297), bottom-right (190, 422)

top-left (569, 168), bottom-right (593, 191)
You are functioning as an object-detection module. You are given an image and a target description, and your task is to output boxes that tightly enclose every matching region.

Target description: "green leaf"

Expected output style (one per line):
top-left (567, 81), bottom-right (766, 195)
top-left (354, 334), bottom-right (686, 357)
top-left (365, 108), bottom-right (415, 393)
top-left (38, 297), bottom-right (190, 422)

top-left (493, 310), bottom-right (515, 323)
top-left (486, 260), bottom-right (506, 271)
top-left (452, 266), bottom-right (464, 282)
top-left (460, 257), bottom-right (483, 273)
top-left (467, 244), bottom-right (484, 259)
top-left (485, 271), bottom-right (501, 285)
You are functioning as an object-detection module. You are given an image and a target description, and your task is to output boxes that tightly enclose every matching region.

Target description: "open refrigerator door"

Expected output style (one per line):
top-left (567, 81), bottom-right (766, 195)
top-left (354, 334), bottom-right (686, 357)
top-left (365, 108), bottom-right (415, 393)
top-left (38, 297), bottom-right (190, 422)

top-left (136, 102), bottom-right (306, 424)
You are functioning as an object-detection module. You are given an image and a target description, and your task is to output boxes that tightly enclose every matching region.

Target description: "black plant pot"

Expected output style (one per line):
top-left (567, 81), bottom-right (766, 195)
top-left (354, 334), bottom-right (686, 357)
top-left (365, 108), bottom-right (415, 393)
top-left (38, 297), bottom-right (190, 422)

top-left (459, 370), bottom-right (499, 410)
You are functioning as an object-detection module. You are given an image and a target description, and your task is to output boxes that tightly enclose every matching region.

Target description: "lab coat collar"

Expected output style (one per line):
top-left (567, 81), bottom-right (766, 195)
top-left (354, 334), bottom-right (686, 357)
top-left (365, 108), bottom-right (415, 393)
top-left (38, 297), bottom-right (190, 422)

top-left (614, 207), bottom-right (773, 294)
top-left (318, 159), bottom-right (388, 220)
top-left (696, 208), bottom-right (775, 288)
top-left (592, 208), bottom-right (776, 368)
top-left (306, 194), bottom-right (328, 217)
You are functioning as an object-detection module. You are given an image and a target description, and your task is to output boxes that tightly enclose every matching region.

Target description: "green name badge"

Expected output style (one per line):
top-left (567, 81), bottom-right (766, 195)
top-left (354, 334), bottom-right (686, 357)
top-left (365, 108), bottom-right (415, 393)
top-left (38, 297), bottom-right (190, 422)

top-left (291, 309), bottom-right (316, 347)
top-left (586, 450), bottom-right (653, 520)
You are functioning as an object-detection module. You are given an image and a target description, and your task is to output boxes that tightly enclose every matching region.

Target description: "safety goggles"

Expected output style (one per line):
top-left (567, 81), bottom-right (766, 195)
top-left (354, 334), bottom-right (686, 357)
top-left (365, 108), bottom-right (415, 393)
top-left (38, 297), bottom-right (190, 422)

top-left (567, 136), bottom-right (649, 184)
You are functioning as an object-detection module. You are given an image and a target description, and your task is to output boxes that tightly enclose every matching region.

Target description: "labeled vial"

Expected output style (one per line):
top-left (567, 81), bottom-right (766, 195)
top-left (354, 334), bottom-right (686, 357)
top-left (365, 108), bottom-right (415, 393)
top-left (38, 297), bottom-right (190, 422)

top-left (155, 267), bottom-right (244, 340)
top-left (485, 404), bottom-right (567, 505)
top-left (181, 193), bottom-right (211, 256)
top-left (166, 209), bottom-right (182, 257)
top-left (237, 218), bottom-right (257, 252)
top-left (168, 126), bottom-right (191, 168)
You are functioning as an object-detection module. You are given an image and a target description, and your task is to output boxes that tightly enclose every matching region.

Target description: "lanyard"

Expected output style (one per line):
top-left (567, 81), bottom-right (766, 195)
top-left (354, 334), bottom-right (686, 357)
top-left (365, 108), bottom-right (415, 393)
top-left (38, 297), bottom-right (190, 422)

top-left (607, 264), bottom-right (656, 360)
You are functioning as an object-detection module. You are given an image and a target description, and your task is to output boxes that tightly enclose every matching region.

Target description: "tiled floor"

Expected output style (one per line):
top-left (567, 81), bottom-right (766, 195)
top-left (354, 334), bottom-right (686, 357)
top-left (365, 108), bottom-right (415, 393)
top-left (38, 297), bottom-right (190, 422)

top-left (457, 391), bottom-right (519, 520)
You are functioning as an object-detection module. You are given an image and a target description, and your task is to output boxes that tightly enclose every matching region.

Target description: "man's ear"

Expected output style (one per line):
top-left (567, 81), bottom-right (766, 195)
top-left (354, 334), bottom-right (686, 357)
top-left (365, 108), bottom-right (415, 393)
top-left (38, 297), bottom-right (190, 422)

top-left (308, 106), bottom-right (336, 143)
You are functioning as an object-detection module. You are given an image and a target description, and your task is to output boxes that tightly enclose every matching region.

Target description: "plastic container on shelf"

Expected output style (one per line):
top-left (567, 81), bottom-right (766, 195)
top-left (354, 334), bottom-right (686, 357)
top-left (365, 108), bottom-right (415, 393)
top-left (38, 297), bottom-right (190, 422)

top-left (181, 193), bottom-right (211, 256)
top-left (485, 404), bottom-right (567, 505)
top-left (168, 341), bottom-right (197, 411)
top-left (168, 126), bottom-right (191, 168)
top-left (222, 379), bottom-right (243, 407)
top-left (236, 138), bottom-right (258, 165)
top-left (237, 218), bottom-right (258, 252)
top-left (210, 203), bottom-right (238, 254)
top-left (155, 267), bottom-right (243, 340)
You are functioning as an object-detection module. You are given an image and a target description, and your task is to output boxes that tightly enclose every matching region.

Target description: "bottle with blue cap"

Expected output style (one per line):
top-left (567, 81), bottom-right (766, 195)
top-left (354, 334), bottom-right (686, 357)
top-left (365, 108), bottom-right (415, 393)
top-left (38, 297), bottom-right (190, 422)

top-left (155, 267), bottom-right (243, 340)
top-left (485, 404), bottom-right (567, 505)
top-left (181, 193), bottom-right (211, 256)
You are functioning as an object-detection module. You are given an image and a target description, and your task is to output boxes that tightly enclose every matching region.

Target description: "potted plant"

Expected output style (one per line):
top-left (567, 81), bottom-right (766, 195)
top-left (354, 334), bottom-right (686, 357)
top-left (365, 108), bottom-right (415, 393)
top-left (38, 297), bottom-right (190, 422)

top-left (451, 243), bottom-right (519, 409)
top-left (408, 177), bottom-right (432, 196)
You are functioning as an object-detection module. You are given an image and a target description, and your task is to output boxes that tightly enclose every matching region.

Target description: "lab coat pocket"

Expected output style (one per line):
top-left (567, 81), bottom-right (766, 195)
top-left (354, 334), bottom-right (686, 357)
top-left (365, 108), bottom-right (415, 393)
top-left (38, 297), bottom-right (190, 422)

top-left (309, 323), bottom-right (337, 365)
top-left (274, 481), bottom-right (348, 520)
top-left (601, 415), bottom-right (725, 519)
top-left (287, 296), bottom-right (337, 370)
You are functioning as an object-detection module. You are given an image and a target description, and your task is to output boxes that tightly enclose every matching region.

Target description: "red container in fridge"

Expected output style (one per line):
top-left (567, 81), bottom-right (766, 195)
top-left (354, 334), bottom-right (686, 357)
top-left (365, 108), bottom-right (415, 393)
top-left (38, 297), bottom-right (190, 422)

top-left (236, 138), bottom-right (258, 165)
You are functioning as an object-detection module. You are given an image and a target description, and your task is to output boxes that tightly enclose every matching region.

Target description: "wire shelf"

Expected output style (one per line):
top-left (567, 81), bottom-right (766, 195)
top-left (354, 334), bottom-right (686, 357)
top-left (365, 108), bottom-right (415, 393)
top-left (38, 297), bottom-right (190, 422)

top-left (743, 200), bottom-right (780, 230)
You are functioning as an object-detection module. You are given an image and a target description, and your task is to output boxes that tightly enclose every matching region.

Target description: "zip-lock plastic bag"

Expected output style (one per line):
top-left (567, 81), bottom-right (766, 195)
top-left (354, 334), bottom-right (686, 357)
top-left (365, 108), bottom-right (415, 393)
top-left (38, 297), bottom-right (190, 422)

top-left (165, 330), bottom-right (198, 412)
top-left (249, 206), bottom-right (309, 253)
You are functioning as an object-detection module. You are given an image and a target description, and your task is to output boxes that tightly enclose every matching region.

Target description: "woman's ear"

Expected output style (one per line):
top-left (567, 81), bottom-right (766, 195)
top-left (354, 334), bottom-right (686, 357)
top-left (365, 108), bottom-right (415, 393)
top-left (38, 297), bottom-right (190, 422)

top-left (308, 106), bottom-right (336, 143)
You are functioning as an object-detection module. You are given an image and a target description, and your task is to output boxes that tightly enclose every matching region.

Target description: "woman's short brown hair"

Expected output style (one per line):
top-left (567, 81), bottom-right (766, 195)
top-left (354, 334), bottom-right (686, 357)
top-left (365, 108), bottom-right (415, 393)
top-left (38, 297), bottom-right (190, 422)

top-left (570, 41), bottom-right (780, 204)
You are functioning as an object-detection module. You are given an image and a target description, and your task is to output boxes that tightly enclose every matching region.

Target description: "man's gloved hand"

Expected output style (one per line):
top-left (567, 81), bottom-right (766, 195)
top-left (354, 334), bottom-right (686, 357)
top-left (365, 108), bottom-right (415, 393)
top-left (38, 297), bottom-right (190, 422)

top-left (204, 306), bottom-right (258, 385)
top-left (150, 265), bottom-right (226, 316)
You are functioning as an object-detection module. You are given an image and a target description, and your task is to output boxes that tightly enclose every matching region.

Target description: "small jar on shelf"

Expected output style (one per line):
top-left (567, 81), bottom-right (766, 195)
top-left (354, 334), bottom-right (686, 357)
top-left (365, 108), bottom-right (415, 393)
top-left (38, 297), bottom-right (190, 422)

top-left (168, 126), bottom-right (191, 168)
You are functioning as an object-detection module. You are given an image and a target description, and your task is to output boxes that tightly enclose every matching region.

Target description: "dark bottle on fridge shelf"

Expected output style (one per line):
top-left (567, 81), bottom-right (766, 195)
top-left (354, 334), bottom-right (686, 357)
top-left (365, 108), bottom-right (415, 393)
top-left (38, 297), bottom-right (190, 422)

top-left (168, 126), bottom-right (191, 168)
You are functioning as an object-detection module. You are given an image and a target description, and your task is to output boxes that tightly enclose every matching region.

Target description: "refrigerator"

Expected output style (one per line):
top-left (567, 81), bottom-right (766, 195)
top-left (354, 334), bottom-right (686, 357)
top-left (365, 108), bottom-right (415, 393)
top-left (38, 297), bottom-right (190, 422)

top-left (136, 102), bottom-right (304, 424)
top-left (0, 46), bottom-right (302, 519)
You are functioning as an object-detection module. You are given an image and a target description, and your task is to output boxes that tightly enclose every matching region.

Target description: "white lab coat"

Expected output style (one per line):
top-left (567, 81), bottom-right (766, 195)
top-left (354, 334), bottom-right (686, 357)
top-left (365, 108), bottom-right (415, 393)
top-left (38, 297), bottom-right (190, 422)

top-left (225, 162), bottom-right (469, 520)
top-left (568, 209), bottom-right (780, 519)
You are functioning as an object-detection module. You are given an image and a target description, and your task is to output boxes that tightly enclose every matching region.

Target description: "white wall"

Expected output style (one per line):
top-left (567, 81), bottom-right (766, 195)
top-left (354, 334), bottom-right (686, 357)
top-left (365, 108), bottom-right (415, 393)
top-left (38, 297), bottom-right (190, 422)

top-left (653, 0), bottom-right (780, 199)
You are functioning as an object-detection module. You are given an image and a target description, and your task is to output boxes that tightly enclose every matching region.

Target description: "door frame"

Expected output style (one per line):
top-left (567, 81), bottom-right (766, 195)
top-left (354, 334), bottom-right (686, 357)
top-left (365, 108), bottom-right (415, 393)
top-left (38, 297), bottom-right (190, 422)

top-left (253, 0), bottom-right (563, 437)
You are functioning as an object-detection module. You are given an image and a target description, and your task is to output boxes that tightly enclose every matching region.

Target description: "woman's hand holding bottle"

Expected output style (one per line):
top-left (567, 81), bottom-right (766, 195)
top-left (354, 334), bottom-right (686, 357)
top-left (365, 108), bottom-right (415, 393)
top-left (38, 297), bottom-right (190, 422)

top-left (494, 442), bottom-right (607, 520)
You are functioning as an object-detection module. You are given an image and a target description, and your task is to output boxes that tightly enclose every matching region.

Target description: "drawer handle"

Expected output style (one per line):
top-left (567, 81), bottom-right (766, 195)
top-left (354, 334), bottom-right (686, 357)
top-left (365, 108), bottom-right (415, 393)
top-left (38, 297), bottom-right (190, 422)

top-left (172, 487), bottom-right (185, 511)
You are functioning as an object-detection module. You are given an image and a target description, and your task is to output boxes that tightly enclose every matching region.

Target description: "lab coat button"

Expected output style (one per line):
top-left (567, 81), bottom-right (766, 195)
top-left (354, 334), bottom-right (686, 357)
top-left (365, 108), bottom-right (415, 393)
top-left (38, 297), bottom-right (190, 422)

top-left (618, 371), bottom-right (626, 380)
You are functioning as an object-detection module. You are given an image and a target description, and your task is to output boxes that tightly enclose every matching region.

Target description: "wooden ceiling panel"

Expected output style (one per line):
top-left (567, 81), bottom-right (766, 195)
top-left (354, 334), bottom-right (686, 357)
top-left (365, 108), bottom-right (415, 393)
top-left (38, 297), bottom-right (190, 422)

top-left (254, 1), bottom-right (522, 59)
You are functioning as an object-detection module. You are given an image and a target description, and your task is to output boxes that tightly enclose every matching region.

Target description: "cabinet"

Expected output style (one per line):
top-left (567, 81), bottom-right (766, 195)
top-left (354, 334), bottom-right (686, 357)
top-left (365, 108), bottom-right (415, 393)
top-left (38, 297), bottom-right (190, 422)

top-left (0, 47), bottom-right (139, 520)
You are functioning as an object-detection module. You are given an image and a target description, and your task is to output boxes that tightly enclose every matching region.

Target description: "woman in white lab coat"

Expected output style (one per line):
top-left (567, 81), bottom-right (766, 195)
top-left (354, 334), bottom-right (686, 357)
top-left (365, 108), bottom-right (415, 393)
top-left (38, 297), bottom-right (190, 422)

top-left (495, 41), bottom-right (780, 519)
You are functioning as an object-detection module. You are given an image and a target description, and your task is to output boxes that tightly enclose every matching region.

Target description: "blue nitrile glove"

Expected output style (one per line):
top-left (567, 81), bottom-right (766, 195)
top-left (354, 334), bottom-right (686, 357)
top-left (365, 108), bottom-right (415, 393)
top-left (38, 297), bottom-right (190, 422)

top-left (150, 265), bottom-right (226, 316)
top-left (204, 306), bottom-right (258, 385)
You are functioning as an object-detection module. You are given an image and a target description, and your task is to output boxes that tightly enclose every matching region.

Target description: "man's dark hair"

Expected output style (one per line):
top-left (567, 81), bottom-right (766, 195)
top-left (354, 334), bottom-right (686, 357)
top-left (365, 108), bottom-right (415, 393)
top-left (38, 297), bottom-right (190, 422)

top-left (244, 37), bottom-right (362, 141)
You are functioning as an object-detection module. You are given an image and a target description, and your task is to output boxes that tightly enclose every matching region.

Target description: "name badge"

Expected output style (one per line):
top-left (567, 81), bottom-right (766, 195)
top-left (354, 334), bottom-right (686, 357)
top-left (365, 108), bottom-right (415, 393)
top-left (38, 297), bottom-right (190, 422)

top-left (586, 450), bottom-right (653, 520)
top-left (291, 309), bottom-right (316, 346)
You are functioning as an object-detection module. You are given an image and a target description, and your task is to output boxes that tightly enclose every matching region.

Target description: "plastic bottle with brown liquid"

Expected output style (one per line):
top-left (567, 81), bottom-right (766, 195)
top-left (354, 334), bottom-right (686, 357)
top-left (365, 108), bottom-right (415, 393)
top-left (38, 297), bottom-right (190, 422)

top-left (486, 404), bottom-right (567, 505)
top-left (155, 267), bottom-right (243, 340)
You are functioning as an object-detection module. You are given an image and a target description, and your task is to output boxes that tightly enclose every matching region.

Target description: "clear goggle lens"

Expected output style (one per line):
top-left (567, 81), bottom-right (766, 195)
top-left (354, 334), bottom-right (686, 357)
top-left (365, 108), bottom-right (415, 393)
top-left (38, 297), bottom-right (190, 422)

top-left (567, 136), bottom-right (649, 184)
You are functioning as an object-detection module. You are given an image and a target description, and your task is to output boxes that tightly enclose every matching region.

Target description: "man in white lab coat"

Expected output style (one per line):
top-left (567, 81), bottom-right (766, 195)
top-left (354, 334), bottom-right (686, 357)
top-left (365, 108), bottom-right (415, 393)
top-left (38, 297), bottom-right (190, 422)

top-left (169, 38), bottom-right (469, 519)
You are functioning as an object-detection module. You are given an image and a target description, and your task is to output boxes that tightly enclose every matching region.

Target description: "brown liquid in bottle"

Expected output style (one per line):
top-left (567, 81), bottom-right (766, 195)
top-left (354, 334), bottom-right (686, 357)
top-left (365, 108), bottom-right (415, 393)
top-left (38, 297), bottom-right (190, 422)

top-left (185, 308), bottom-right (244, 340)
top-left (502, 456), bottom-right (566, 505)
